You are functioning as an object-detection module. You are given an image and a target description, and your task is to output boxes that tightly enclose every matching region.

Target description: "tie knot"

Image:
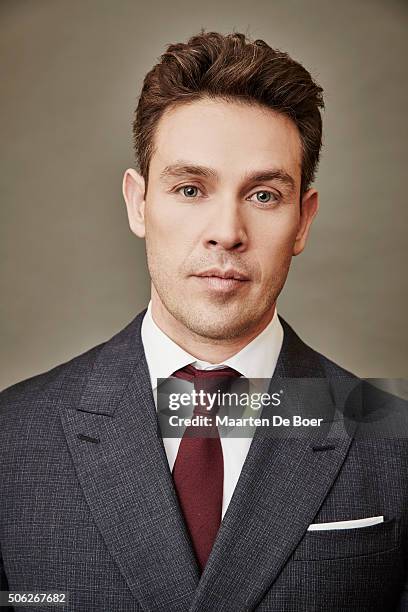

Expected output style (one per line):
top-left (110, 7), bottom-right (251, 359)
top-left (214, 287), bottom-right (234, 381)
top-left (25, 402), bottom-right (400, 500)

top-left (172, 364), bottom-right (242, 416)
top-left (172, 363), bottom-right (241, 379)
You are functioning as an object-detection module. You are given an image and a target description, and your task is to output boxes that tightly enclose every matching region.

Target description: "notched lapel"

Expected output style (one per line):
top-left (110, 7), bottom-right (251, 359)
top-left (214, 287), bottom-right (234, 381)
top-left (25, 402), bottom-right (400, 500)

top-left (59, 312), bottom-right (199, 612)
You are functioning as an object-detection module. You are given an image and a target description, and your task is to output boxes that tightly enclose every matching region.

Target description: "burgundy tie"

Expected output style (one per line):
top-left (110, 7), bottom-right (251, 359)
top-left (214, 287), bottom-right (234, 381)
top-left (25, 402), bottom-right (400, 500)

top-left (171, 364), bottom-right (242, 572)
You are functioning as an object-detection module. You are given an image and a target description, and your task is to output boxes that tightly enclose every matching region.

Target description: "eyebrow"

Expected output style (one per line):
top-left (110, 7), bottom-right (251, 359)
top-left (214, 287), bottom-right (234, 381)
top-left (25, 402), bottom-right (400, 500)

top-left (159, 162), bottom-right (296, 192)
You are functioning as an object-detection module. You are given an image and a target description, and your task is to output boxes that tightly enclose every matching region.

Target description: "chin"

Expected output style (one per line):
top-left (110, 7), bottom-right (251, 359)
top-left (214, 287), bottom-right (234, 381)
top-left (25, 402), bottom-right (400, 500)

top-left (181, 309), bottom-right (255, 341)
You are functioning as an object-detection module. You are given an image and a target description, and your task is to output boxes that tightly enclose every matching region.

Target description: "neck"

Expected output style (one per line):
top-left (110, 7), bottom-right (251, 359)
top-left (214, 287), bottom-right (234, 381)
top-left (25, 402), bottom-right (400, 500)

top-left (150, 290), bottom-right (276, 364)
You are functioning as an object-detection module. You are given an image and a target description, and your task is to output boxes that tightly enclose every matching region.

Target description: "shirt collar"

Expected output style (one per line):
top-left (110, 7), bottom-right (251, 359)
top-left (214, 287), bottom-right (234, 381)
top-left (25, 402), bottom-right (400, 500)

top-left (141, 300), bottom-right (283, 390)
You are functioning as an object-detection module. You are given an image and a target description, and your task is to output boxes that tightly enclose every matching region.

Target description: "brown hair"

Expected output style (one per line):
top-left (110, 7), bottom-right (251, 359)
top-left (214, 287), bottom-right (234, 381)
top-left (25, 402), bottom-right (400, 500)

top-left (133, 31), bottom-right (324, 196)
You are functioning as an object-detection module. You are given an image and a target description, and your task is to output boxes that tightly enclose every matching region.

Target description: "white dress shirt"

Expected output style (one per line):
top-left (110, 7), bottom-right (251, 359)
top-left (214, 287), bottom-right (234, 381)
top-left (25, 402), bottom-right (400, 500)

top-left (141, 300), bottom-right (284, 518)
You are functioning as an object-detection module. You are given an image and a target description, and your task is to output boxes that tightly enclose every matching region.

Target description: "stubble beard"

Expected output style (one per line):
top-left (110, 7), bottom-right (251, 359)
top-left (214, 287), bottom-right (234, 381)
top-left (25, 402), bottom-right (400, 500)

top-left (146, 238), bottom-right (292, 342)
top-left (150, 270), bottom-right (287, 342)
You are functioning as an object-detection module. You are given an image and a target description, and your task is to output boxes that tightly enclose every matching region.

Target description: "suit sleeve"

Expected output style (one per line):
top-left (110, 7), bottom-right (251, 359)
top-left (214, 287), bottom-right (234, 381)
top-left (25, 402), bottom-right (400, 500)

top-left (397, 582), bottom-right (408, 611)
top-left (0, 543), bottom-right (13, 612)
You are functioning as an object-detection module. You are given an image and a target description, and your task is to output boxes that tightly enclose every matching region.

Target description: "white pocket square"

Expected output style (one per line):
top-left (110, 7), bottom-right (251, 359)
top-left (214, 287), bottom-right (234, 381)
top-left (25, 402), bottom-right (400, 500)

top-left (307, 515), bottom-right (384, 531)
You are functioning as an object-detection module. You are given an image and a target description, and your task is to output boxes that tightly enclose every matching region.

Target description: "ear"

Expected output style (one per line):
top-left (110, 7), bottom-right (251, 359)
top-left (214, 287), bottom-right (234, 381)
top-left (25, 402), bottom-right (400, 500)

top-left (293, 188), bottom-right (319, 256)
top-left (122, 168), bottom-right (146, 238)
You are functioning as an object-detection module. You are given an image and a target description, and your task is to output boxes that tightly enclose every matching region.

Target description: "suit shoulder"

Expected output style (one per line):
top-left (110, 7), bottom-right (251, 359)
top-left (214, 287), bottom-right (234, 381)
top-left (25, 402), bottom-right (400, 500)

top-left (0, 340), bottom-right (106, 414)
top-left (0, 310), bottom-right (146, 418)
top-left (314, 350), bottom-right (358, 381)
top-left (278, 315), bottom-right (358, 381)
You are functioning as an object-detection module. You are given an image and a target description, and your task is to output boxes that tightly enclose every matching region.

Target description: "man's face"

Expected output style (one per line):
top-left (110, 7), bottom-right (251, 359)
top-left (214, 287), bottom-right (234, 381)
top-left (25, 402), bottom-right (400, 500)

top-left (125, 98), bottom-right (318, 341)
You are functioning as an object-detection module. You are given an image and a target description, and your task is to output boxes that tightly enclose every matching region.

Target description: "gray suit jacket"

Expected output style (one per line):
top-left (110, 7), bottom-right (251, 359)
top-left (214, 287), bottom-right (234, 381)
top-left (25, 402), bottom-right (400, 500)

top-left (0, 310), bottom-right (407, 611)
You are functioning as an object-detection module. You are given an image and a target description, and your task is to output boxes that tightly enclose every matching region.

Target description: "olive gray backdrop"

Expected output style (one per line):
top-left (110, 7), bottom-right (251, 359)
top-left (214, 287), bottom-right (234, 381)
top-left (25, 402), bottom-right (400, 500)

top-left (1, 0), bottom-right (407, 389)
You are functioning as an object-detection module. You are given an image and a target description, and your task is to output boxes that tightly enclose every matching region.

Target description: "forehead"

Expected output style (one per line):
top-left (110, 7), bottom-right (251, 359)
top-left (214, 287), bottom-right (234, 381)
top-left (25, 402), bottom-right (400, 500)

top-left (150, 98), bottom-right (302, 183)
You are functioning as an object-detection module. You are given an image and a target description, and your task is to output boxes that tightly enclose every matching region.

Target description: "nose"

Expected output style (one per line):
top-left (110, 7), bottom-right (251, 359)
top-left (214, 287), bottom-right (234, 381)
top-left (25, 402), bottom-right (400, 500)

top-left (203, 199), bottom-right (248, 252)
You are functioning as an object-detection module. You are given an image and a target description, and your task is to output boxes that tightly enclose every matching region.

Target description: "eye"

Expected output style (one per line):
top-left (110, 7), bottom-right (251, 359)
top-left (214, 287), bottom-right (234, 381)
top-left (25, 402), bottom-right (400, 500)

top-left (248, 190), bottom-right (279, 206)
top-left (177, 185), bottom-right (201, 198)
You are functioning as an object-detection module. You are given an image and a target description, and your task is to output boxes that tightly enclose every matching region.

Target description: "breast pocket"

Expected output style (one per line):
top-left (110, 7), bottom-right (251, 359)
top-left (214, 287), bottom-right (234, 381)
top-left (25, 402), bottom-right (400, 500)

top-left (292, 516), bottom-right (400, 561)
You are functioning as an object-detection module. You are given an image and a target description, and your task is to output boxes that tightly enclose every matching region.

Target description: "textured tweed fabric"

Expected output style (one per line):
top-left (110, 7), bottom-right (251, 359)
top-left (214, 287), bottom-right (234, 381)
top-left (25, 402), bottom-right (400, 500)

top-left (0, 310), bottom-right (407, 611)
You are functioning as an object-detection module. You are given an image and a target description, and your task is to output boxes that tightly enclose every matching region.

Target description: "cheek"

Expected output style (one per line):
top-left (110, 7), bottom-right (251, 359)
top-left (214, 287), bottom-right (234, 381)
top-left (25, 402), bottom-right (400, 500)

top-left (144, 198), bottom-right (178, 250)
top-left (252, 213), bottom-right (298, 253)
top-left (144, 197), bottom-right (195, 263)
top-left (146, 190), bottom-right (195, 229)
top-left (145, 198), bottom-right (169, 236)
top-left (250, 217), bottom-right (298, 280)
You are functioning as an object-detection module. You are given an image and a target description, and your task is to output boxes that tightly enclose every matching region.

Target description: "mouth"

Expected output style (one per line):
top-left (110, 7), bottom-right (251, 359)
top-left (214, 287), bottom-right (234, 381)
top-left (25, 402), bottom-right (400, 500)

top-left (192, 268), bottom-right (250, 292)
top-left (194, 268), bottom-right (250, 281)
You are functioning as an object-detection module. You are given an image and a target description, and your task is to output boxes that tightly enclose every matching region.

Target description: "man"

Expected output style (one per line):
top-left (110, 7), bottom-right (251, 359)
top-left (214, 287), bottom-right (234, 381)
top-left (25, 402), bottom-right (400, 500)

top-left (0, 31), bottom-right (407, 611)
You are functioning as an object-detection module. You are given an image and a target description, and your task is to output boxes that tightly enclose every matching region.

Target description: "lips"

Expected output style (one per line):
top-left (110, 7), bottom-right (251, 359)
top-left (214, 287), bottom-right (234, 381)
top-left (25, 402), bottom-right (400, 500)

top-left (191, 268), bottom-right (250, 293)
top-left (193, 268), bottom-right (249, 281)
